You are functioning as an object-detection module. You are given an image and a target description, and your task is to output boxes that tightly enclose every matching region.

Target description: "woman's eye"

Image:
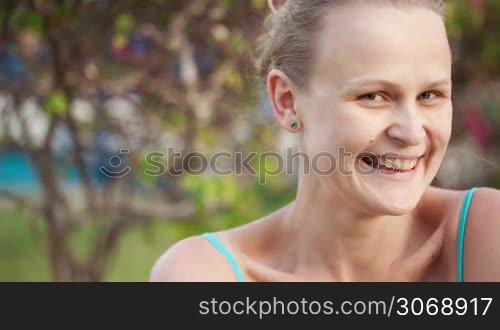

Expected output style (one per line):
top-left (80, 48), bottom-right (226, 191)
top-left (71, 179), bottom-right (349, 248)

top-left (419, 91), bottom-right (440, 101)
top-left (357, 92), bottom-right (386, 102)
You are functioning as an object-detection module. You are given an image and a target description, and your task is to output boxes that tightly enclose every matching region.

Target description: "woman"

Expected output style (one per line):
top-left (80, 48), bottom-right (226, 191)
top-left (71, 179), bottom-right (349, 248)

top-left (150, 0), bottom-right (500, 282)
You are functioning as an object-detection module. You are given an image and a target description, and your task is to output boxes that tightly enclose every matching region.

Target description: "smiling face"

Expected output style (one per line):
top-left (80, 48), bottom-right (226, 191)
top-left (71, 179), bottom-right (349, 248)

top-left (293, 3), bottom-right (453, 215)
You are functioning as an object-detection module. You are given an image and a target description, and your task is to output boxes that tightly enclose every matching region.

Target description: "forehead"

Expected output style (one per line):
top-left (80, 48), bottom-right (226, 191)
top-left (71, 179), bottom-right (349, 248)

top-left (310, 4), bottom-right (452, 87)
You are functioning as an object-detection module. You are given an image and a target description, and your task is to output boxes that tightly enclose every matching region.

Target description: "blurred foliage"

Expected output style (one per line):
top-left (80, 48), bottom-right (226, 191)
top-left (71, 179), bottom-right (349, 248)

top-left (447, 0), bottom-right (500, 74)
top-left (0, 179), bottom-right (295, 281)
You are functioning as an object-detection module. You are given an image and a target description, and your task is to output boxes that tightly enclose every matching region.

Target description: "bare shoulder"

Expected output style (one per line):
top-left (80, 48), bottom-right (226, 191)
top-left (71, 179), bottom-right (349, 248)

top-left (420, 186), bottom-right (500, 281)
top-left (149, 234), bottom-right (240, 282)
top-left (461, 187), bottom-right (500, 281)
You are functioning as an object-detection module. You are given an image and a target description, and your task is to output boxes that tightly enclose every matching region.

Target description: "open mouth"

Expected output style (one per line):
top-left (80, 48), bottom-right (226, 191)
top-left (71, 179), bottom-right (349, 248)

top-left (360, 154), bottom-right (423, 173)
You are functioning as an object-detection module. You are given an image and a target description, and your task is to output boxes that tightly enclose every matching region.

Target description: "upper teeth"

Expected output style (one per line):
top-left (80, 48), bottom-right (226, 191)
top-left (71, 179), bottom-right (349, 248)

top-left (379, 158), bottom-right (417, 170)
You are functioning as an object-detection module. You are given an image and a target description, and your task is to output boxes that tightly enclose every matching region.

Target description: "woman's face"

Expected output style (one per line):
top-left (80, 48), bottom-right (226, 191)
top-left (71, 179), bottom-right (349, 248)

top-left (295, 4), bottom-right (453, 215)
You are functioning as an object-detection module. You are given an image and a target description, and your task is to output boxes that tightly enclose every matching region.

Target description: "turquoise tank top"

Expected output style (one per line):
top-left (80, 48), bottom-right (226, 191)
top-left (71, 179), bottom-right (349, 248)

top-left (202, 187), bottom-right (478, 282)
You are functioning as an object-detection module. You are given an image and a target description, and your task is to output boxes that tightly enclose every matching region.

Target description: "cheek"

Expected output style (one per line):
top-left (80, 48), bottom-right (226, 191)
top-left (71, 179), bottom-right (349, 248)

top-left (427, 106), bottom-right (453, 146)
top-left (302, 104), bottom-right (378, 156)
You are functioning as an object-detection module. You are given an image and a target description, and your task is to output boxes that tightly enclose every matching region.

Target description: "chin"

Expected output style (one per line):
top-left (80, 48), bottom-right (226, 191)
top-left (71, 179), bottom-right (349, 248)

top-left (362, 188), bottom-right (424, 216)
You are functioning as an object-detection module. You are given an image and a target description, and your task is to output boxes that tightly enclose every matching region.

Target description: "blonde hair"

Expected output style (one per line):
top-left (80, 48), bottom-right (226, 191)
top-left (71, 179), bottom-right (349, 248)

top-left (255, 0), bottom-right (448, 88)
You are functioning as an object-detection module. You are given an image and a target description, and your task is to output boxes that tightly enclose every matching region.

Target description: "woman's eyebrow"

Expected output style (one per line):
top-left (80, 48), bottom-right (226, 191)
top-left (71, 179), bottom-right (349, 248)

top-left (341, 78), bottom-right (452, 93)
top-left (342, 79), bottom-right (400, 92)
top-left (425, 79), bottom-right (452, 89)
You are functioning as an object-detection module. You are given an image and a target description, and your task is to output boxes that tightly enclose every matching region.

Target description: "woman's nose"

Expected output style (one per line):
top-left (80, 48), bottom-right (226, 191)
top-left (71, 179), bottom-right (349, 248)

top-left (386, 105), bottom-right (426, 146)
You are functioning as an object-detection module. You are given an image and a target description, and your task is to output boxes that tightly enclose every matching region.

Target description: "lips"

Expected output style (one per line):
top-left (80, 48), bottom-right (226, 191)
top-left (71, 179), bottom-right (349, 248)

top-left (360, 154), bottom-right (424, 172)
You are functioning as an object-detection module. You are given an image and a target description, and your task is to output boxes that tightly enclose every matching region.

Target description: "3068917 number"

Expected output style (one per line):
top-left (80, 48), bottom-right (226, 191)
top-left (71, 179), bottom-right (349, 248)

top-left (395, 297), bottom-right (493, 316)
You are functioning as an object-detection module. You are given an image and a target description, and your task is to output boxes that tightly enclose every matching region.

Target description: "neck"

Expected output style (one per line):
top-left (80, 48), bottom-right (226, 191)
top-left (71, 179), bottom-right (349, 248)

top-left (276, 175), bottom-right (440, 281)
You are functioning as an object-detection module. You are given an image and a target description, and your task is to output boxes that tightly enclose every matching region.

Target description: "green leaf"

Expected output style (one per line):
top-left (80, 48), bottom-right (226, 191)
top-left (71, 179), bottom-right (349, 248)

top-left (12, 9), bottom-right (44, 36)
top-left (251, 0), bottom-right (267, 10)
top-left (166, 110), bottom-right (187, 130)
top-left (224, 69), bottom-right (243, 91)
top-left (43, 91), bottom-right (68, 116)
top-left (231, 32), bottom-right (247, 54)
top-left (112, 33), bottom-right (129, 49)
top-left (115, 13), bottom-right (135, 34)
top-left (200, 128), bottom-right (215, 145)
top-left (481, 37), bottom-right (500, 69)
top-left (53, 3), bottom-right (71, 20)
top-left (446, 0), bottom-right (484, 40)
top-left (222, 0), bottom-right (237, 9)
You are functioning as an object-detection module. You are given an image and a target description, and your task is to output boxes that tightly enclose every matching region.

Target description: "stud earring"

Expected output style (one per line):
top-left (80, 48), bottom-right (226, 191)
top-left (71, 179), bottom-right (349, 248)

top-left (291, 121), bottom-right (298, 130)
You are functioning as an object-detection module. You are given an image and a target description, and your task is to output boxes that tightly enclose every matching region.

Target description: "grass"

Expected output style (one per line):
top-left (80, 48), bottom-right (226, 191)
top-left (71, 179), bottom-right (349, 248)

top-left (0, 207), bottom-right (51, 281)
top-left (0, 207), bottom-right (184, 281)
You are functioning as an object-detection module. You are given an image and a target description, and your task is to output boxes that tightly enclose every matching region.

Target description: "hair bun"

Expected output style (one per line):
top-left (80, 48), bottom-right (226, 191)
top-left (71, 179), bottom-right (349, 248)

top-left (267, 0), bottom-right (288, 13)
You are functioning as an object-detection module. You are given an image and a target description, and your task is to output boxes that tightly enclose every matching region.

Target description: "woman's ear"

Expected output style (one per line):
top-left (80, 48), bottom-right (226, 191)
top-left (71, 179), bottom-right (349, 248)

top-left (267, 69), bottom-right (302, 133)
top-left (268, 0), bottom-right (288, 13)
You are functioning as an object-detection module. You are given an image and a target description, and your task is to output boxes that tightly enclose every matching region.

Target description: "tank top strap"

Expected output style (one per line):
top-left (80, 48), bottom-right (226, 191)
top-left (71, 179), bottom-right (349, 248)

top-left (456, 187), bottom-right (478, 282)
top-left (201, 232), bottom-right (246, 282)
